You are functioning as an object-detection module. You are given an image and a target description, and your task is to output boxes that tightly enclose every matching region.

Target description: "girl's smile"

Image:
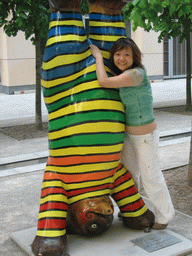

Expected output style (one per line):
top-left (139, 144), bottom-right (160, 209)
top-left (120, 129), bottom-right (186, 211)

top-left (113, 47), bottom-right (133, 72)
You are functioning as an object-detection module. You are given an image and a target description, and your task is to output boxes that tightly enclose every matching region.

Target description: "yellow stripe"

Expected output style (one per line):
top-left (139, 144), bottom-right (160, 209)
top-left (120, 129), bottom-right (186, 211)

top-left (39, 211), bottom-right (67, 219)
top-left (41, 177), bottom-right (114, 190)
top-left (113, 166), bottom-right (127, 180)
top-left (113, 179), bottom-right (135, 194)
top-left (42, 180), bottom-right (65, 189)
top-left (102, 50), bottom-right (110, 59)
top-left (49, 122), bottom-right (125, 140)
top-left (89, 21), bottom-right (125, 28)
top-left (41, 65), bottom-right (111, 88)
top-left (122, 205), bottom-right (148, 217)
top-left (42, 50), bottom-right (92, 70)
top-left (65, 177), bottom-right (113, 190)
top-left (49, 20), bottom-right (84, 28)
top-left (40, 194), bottom-right (67, 205)
top-left (68, 189), bottom-right (111, 204)
top-left (89, 35), bottom-right (125, 42)
top-left (49, 100), bottom-right (124, 121)
top-left (44, 161), bottom-right (119, 174)
top-left (49, 144), bottom-right (123, 157)
top-left (117, 193), bottom-right (141, 207)
top-left (36, 229), bottom-right (66, 237)
top-left (44, 80), bottom-right (99, 104)
top-left (46, 34), bottom-right (87, 47)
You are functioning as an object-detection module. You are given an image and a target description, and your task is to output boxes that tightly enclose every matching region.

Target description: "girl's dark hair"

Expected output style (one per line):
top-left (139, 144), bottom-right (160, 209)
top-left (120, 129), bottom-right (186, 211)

top-left (109, 37), bottom-right (143, 75)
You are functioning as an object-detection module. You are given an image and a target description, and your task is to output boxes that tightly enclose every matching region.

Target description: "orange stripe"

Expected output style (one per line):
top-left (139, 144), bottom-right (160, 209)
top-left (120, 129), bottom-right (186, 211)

top-left (47, 153), bottom-right (120, 166)
top-left (68, 183), bottom-right (112, 197)
top-left (44, 170), bottom-right (114, 183)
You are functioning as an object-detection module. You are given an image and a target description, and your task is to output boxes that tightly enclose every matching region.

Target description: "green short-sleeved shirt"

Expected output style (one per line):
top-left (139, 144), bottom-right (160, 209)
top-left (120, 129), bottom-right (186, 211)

top-left (119, 67), bottom-right (155, 127)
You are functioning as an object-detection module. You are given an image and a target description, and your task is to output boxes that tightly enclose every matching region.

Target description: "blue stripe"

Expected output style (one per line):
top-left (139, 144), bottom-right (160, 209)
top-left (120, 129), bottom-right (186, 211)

top-left (43, 42), bottom-right (89, 62)
top-left (88, 39), bottom-right (113, 51)
top-left (48, 26), bottom-right (86, 38)
top-left (50, 12), bottom-right (82, 21)
top-left (41, 57), bottom-right (96, 81)
top-left (89, 13), bottom-right (124, 22)
top-left (89, 27), bottom-right (126, 36)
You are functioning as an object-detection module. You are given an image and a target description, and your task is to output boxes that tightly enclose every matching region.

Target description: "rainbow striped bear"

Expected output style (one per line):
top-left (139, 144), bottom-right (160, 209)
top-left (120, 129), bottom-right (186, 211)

top-left (31, 0), bottom-right (154, 255)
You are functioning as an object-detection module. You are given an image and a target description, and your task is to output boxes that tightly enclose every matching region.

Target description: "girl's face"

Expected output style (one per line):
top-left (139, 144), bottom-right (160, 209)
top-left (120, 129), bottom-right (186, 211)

top-left (113, 47), bottom-right (133, 72)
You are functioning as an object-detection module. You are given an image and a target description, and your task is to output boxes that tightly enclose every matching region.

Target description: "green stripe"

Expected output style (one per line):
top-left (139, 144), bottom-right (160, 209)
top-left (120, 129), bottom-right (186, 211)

top-left (49, 133), bottom-right (125, 149)
top-left (46, 88), bottom-right (121, 113)
top-left (42, 72), bottom-right (97, 97)
top-left (49, 110), bottom-right (125, 132)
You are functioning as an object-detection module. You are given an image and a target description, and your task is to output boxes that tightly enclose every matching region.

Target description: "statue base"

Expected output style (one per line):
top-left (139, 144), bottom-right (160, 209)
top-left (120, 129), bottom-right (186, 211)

top-left (10, 204), bottom-right (192, 256)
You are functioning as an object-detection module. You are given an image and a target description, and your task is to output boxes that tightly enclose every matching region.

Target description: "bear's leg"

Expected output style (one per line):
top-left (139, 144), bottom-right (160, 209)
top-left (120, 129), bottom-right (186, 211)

top-left (31, 0), bottom-right (83, 255)
top-left (88, 0), bottom-right (155, 232)
top-left (112, 166), bottom-right (155, 231)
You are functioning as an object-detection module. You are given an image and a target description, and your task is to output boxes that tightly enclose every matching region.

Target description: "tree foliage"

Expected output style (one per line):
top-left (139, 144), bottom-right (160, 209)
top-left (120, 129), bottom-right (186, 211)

top-left (80, 0), bottom-right (89, 15)
top-left (0, 0), bottom-right (90, 130)
top-left (124, 0), bottom-right (192, 43)
top-left (123, 0), bottom-right (192, 108)
top-left (0, 0), bottom-right (50, 44)
top-left (0, 0), bottom-right (50, 130)
top-left (124, 0), bottom-right (192, 186)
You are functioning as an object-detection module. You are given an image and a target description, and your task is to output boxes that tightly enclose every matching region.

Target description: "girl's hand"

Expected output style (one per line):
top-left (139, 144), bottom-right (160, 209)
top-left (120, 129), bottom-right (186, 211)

top-left (90, 44), bottom-right (103, 60)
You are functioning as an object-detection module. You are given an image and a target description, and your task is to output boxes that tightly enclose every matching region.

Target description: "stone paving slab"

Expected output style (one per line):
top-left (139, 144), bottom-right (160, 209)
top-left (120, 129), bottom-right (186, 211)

top-left (0, 138), bottom-right (190, 178)
top-left (1, 170), bottom-right (192, 256)
top-left (11, 207), bottom-right (192, 256)
top-left (0, 151), bottom-right (48, 165)
top-left (0, 137), bottom-right (48, 158)
top-left (0, 132), bottom-right (17, 145)
top-left (159, 141), bottom-right (190, 170)
top-left (0, 163), bottom-right (46, 178)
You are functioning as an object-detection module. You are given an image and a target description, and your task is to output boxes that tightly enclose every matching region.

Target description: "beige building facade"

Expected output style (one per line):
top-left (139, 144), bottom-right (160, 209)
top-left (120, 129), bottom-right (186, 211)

top-left (0, 23), bottom-right (166, 94)
top-left (0, 27), bottom-right (36, 94)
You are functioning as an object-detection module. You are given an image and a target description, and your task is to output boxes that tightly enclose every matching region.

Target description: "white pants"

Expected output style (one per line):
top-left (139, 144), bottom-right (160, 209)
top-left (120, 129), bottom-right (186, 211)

top-left (121, 129), bottom-right (175, 224)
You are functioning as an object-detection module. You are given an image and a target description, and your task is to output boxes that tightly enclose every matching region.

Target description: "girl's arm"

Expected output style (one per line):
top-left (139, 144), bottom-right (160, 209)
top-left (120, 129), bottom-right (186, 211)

top-left (90, 44), bottom-right (136, 88)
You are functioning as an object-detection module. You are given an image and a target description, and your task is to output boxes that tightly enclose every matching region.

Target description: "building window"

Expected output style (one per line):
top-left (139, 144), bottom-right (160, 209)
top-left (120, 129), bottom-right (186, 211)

top-left (164, 34), bottom-right (192, 78)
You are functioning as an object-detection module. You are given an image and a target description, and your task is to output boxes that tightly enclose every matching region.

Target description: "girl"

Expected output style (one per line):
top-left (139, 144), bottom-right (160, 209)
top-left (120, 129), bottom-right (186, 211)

top-left (90, 38), bottom-right (175, 230)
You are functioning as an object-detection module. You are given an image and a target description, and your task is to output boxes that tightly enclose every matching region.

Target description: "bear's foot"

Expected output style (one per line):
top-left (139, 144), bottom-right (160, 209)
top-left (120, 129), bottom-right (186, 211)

top-left (49, 0), bottom-right (81, 12)
top-left (122, 209), bottom-right (155, 232)
top-left (31, 235), bottom-right (68, 256)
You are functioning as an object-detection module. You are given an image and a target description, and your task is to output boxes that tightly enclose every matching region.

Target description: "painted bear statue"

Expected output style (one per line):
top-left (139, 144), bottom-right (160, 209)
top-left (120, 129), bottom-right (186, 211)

top-left (31, 0), bottom-right (155, 255)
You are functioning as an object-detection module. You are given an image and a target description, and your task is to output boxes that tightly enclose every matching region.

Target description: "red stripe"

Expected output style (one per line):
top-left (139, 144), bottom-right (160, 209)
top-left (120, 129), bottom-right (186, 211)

top-left (40, 202), bottom-right (68, 212)
top-left (114, 171), bottom-right (132, 187)
top-left (120, 199), bottom-right (145, 212)
top-left (113, 186), bottom-right (137, 201)
top-left (41, 187), bottom-right (67, 198)
top-left (38, 219), bottom-right (66, 229)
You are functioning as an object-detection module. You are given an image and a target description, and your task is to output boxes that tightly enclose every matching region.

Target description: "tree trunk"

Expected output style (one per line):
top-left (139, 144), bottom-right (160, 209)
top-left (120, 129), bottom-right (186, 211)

top-left (186, 19), bottom-right (191, 109)
top-left (35, 29), bottom-right (43, 130)
top-left (188, 133), bottom-right (192, 187)
top-left (186, 18), bottom-right (192, 186)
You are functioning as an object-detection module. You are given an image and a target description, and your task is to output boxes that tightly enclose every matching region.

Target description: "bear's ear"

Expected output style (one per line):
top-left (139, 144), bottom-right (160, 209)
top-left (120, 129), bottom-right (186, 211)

top-left (66, 197), bottom-right (114, 236)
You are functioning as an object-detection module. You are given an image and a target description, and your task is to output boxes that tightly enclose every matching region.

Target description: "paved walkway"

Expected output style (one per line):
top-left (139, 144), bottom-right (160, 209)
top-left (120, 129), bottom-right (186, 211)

top-left (0, 78), bottom-right (188, 127)
top-left (0, 78), bottom-right (191, 174)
